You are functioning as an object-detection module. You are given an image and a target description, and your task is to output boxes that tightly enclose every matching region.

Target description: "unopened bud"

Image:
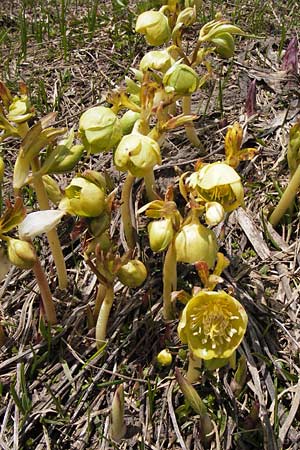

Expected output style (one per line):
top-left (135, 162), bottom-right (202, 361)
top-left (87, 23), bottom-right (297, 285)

top-left (157, 349), bottom-right (173, 366)
top-left (136, 10), bottom-right (171, 46)
top-left (7, 238), bottom-right (36, 269)
top-left (117, 260), bottom-right (147, 288)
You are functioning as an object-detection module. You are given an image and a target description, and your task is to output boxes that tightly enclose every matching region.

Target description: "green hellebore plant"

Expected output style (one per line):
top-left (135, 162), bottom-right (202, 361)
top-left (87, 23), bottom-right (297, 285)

top-left (117, 259), bottom-right (147, 288)
top-left (59, 175), bottom-right (106, 217)
top-left (135, 10), bottom-right (171, 46)
top-left (178, 290), bottom-right (248, 360)
top-left (79, 106), bottom-right (122, 154)
top-left (163, 63), bottom-right (199, 95)
top-left (148, 218), bottom-right (174, 252)
top-left (140, 50), bottom-right (173, 73)
top-left (175, 214), bottom-right (218, 268)
top-left (114, 133), bottom-right (161, 177)
top-left (187, 162), bottom-right (244, 212)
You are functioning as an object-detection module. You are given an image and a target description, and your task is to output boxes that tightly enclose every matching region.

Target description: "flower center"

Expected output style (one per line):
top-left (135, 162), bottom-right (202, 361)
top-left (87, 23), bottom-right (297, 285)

top-left (190, 302), bottom-right (238, 350)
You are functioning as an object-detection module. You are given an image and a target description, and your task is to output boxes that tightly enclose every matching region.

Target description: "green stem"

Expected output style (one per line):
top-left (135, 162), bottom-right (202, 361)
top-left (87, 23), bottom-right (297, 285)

top-left (31, 158), bottom-right (68, 289)
top-left (144, 168), bottom-right (157, 201)
top-left (182, 96), bottom-right (202, 149)
top-left (269, 163), bottom-right (300, 227)
top-left (32, 257), bottom-right (57, 325)
top-left (163, 241), bottom-right (177, 320)
top-left (186, 352), bottom-right (202, 383)
top-left (121, 173), bottom-right (136, 250)
top-left (95, 284), bottom-right (114, 347)
top-left (93, 282), bottom-right (106, 322)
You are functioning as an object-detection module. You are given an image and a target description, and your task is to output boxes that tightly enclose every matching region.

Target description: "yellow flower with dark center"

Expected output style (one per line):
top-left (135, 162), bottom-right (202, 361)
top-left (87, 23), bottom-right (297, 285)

top-left (178, 291), bottom-right (248, 360)
top-left (187, 162), bottom-right (244, 212)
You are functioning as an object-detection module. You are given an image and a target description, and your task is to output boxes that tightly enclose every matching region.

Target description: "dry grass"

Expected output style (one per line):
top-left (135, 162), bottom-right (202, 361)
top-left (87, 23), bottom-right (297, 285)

top-left (0, 1), bottom-right (300, 449)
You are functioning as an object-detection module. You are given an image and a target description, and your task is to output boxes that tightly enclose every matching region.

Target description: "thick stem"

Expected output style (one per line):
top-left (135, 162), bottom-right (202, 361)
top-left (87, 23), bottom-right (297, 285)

top-left (182, 96), bottom-right (202, 149)
top-left (93, 283), bottom-right (107, 322)
top-left (31, 158), bottom-right (68, 289)
top-left (163, 241), bottom-right (177, 320)
top-left (186, 352), bottom-right (202, 383)
top-left (121, 173), bottom-right (136, 250)
top-left (95, 284), bottom-right (114, 347)
top-left (143, 168), bottom-right (157, 201)
top-left (269, 163), bottom-right (300, 226)
top-left (32, 257), bottom-right (57, 325)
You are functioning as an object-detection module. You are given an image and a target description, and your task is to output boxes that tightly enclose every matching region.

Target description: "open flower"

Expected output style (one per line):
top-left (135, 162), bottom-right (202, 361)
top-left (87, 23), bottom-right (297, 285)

top-left (135, 10), bottom-right (171, 46)
top-left (187, 162), bottom-right (244, 212)
top-left (178, 290), bottom-right (248, 360)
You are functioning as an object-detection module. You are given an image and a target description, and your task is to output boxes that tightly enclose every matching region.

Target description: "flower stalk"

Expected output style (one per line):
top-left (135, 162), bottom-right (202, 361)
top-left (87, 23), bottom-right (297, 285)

top-left (95, 283), bottom-right (114, 347)
top-left (121, 173), bottom-right (136, 250)
top-left (31, 157), bottom-right (68, 289)
top-left (163, 240), bottom-right (177, 320)
top-left (269, 163), bottom-right (300, 226)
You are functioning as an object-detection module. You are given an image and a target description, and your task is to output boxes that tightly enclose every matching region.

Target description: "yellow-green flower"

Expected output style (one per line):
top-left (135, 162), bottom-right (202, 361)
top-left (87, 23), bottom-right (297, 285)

top-left (175, 215), bottom-right (218, 267)
top-left (135, 11), bottom-right (171, 46)
top-left (148, 218), bottom-right (174, 252)
top-left (178, 290), bottom-right (248, 360)
top-left (114, 133), bottom-right (161, 177)
top-left (59, 175), bottom-right (106, 217)
top-left (117, 259), bottom-right (147, 288)
top-left (79, 106), bottom-right (122, 154)
top-left (187, 162), bottom-right (244, 212)
top-left (140, 50), bottom-right (173, 73)
top-left (157, 349), bottom-right (172, 366)
top-left (163, 63), bottom-right (199, 95)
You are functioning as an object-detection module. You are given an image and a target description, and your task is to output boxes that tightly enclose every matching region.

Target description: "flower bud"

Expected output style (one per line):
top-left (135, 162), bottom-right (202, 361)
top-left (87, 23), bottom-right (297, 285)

top-left (79, 106), bottom-right (122, 154)
top-left (205, 201), bottom-right (224, 226)
top-left (60, 176), bottom-right (106, 217)
top-left (163, 63), bottom-right (199, 95)
top-left (211, 32), bottom-right (235, 58)
top-left (7, 95), bottom-right (34, 123)
top-left (42, 175), bottom-right (62, 205)
top-left (120, 110), bottom-right (141, 135)
top-left (114, 134), bottom-right (161, 177)
top-left (148, 218), bottom-right (174, 252)
top-left (176, 7), bottom-right (196, 27)
top-left (110, 385), bottom-right (126, 442)
top-left (7, 238), bottom-right (37, 269)
top-left (135, 11), bottom-right (171, 46)
top-left (157, 349), bottom-right (172, 366)
top-left (140, 50), bottom-right (173, 73)
top-left (117, 259), bottom-right (147, 288)
top-left (175, 216), bottom-right (218, 268)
